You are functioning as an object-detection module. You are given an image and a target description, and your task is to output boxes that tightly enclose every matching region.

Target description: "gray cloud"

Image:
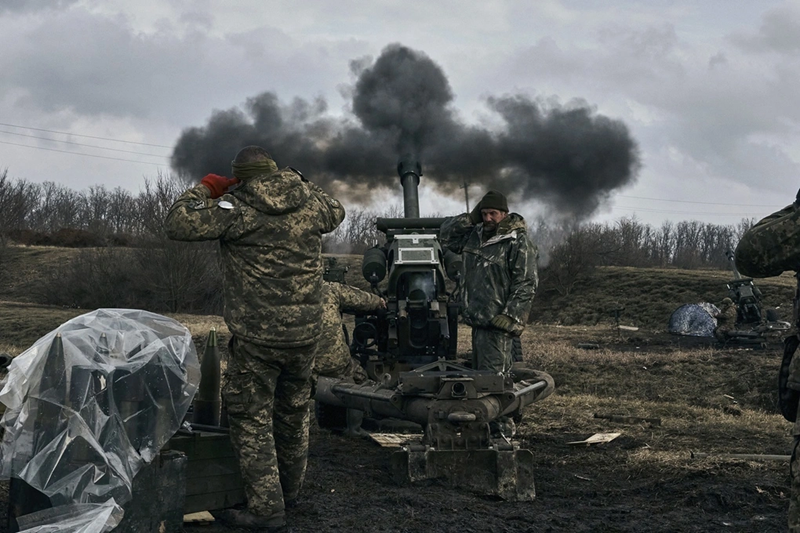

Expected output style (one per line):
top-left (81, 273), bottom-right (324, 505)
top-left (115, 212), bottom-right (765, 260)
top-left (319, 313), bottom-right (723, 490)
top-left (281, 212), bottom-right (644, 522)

top-left (0, 7), bottom-right (363, 127)
top-left (494, 16), bottom-right (800, 194)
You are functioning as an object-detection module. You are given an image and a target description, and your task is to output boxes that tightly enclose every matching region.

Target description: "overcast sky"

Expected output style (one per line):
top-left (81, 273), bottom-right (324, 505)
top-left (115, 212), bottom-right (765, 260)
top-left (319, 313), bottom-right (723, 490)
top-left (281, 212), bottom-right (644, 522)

top-left (1, 0), bottom-right (799, 227)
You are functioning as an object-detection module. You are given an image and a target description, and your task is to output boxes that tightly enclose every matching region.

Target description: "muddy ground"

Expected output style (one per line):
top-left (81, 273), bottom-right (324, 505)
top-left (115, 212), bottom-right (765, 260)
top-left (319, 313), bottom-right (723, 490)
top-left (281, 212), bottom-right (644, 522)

top-left (187, 326), bottom-right (790, 533)
top-left (0, 326), bottom-right (793, 532)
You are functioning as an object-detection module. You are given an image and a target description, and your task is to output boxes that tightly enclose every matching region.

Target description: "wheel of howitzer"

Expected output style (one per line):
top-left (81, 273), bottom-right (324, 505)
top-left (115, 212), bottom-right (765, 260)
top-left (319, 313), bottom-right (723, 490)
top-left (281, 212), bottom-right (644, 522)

top-left (314, 400), bottom-right (348, 430)
top-left (509, 362), bottom-right (556, 425)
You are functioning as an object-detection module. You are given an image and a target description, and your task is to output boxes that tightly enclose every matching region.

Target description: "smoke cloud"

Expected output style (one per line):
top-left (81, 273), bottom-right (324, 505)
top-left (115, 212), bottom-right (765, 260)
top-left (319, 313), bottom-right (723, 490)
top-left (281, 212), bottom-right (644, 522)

top-left (171, 43), bottom-right (640, 219)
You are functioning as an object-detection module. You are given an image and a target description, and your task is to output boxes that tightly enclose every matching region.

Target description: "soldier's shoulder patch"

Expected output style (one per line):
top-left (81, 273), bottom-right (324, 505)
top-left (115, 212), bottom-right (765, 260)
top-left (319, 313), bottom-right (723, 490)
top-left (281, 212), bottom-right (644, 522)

top-left (217, 200), bottom-right (234, 210)
top-left (189, 200), bottom-right (207, 210)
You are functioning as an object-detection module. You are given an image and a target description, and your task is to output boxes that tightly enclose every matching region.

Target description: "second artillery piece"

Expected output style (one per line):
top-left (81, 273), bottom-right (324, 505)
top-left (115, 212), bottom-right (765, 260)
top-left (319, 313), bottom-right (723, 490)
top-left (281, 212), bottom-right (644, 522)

top-left (314, 160), bottom-right (554, 500)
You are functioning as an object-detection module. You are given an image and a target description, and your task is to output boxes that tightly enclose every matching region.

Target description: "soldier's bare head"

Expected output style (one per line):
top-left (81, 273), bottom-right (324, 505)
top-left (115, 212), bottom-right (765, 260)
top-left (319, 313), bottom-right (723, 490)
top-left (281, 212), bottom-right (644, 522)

top-left (233, 145), bottom-right (273, 165)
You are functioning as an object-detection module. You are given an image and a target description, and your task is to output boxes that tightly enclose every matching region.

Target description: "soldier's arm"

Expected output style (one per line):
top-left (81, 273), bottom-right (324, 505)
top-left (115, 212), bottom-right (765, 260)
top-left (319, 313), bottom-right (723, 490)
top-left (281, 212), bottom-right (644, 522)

top-left (164, 184), bottom-right (241, 241)
top-left (502, 236), bottom-right (539, 326)
top-left (439, 214), bottom-right (475, 254)
top-left (735, 203), bottom-right (800, 278)
top-left (334, 283), bottom-right (384, 313)
top-left (306, 181), bottom-right (346, 234)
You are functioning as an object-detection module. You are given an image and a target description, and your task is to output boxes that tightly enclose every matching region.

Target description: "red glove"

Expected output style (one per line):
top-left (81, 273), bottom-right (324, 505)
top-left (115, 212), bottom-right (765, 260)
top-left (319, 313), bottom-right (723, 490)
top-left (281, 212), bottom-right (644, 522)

top-left (200, 174), bottom-right (239, 199)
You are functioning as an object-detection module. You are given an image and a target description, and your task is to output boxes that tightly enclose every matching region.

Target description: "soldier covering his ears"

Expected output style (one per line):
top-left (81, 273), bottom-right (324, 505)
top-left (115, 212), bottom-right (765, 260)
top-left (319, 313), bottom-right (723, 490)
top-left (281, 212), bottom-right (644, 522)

top-left (164, 145), bottom-right (345, 531)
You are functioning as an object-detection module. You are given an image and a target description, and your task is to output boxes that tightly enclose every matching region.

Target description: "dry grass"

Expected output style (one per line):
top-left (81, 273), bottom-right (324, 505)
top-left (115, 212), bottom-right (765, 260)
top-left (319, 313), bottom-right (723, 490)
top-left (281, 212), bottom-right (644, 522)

top-left (532, 266), bottom-right (796, 329)
top-left (0, 300), bottom-right (227, 356)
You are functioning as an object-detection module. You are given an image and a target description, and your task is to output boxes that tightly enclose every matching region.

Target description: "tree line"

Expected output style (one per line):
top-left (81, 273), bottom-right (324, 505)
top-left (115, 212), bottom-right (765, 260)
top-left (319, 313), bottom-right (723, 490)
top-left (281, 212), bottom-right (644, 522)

top-left (0, 169), bottom-right (760, 309)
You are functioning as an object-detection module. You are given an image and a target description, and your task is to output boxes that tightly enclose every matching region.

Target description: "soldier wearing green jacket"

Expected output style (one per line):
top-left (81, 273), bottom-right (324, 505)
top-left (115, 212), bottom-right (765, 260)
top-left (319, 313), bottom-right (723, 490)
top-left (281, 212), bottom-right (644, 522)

top-left (164, 145), bottom-right (345, 531)
top-left (313, 277), bottom-right (385, 436)
top-left (735, 193), bottom-right (800, 533)
top-left (440, 190), bottom-right (539, 375)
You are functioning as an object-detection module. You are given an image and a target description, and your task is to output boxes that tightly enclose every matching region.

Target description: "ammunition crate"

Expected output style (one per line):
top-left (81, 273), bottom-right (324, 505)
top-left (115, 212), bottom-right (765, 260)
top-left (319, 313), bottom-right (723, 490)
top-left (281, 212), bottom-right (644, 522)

top-left (165, 430), bottom-right (245, 514)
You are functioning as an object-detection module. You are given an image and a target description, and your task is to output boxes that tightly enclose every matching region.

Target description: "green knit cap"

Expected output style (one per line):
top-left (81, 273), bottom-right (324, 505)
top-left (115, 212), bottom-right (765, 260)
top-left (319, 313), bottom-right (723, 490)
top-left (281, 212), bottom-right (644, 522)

top-left (480, 190), bottom-right (508, 212)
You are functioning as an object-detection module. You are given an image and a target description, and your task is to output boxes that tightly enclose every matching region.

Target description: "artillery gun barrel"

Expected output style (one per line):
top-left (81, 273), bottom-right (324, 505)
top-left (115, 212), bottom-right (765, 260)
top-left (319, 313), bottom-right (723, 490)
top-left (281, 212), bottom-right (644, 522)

top-left (397, 159), bottom-right (422, 218)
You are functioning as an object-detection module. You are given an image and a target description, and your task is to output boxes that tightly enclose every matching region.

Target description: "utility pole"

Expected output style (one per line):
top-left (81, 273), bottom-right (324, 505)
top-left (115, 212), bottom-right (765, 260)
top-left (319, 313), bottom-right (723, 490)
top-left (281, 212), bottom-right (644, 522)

top-left (460, 180), bottom-right (470, 212)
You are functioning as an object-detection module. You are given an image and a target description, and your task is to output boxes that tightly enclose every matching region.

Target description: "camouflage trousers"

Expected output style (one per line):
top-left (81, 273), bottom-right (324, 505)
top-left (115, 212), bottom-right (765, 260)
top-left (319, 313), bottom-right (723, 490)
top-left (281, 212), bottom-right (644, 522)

top-left (223, 336), bottom-right (315, 518)
top-left (714, 326), bottom-right (731, 343)
top-left (791, 438), bottom-right (800, 532)
top-left (472, 327), bottom-right (514, 374)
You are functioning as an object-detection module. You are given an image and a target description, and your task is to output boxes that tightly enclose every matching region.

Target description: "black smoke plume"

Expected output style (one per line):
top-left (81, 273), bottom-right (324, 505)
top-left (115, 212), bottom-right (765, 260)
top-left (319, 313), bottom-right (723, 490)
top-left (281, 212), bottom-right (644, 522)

top-left (171, 44), bottom-right (640, 218)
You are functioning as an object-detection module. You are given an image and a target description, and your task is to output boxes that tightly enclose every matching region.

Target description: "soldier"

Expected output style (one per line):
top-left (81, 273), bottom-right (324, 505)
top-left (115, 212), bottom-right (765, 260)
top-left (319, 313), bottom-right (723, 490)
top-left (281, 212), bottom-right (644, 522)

top-left (164, 146), bottom-right (345, 531)
top-left (734, 192), bottom-right (800, 532)
top-left (713, 297), bottom-right (738, 343)
top-left (440, 190), bottom-right (538, 375)
top-left (313, 263), bottom-right (385, 436)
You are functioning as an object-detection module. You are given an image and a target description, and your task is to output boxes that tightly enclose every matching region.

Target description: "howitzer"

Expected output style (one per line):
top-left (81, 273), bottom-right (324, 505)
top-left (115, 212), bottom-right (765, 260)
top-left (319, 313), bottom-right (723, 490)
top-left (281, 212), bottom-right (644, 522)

top-left (314, 159), bottom-right (554, 500)
top-left (720, 249), bottom-right (789, 340)
top-left (725, 249), bottom-right (765, 325)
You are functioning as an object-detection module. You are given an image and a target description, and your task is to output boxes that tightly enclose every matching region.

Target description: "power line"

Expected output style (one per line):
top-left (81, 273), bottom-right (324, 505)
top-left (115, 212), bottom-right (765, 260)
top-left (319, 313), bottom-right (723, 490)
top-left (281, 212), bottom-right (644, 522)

top-left (0, 140), bottom-right (167, 166)
top-left (612, 205), bottom-right (763, 218)
top-left (0, 129), bottom-right (170, 159)
top-left (0, 121), bottom-right (173, 149)
top-left (617, 194), bottom-right (780, 208)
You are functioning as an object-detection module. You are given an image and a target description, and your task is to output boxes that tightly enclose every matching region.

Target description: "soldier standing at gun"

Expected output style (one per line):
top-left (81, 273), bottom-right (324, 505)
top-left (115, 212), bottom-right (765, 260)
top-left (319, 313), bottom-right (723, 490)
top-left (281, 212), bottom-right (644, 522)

top-left (440, 190), bottom-right (538, 376)
top-left (313, 259), bottom-right (386, 437)
top-left (164, 145), bottom-right (345, 531)
top-left (735, 190), bottom-right (800, 533)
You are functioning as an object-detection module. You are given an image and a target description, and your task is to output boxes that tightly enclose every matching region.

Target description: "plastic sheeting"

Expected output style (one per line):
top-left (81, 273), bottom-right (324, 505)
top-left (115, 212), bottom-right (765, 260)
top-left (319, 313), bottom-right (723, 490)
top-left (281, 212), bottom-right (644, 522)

top-left (16, 500), bottom-right (122, 533)
top-left (668, 303), bottom-right (720, 337)
top-left (0, 309), bottom-right (200, 529)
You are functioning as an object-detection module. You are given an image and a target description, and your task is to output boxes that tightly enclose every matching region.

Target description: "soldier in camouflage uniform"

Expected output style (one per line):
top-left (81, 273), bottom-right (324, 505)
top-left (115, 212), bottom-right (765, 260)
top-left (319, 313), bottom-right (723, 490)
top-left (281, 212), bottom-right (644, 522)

top-left (713, 297), bottom-right (738, 343)
top-left (164, 146), bottom-right (345, 530)
top-left (440, 190), bottom-right (538, 375)
top-left (313, 275), bottom-right (385, 436)
top-left (735, 195), bottom-right (800, 532)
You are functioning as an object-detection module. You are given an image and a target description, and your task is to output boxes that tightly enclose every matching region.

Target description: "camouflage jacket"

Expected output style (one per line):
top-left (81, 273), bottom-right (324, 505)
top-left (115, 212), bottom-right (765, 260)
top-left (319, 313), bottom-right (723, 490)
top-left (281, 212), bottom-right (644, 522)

top-left (313, 281), bottom-right (383, 377)
top-left (715, 302), bottom-right (737, 331)
top-left (440, 212), bottom-right (538, 334)
top-left (735, 203), bottom-right (800, 278)
top-left (164, 168), bottom-right (345, 347)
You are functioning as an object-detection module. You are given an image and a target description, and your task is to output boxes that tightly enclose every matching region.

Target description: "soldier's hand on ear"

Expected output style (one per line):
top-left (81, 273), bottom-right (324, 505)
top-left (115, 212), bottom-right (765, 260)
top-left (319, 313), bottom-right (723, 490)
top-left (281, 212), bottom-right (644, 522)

top-left (201, 174), bottom-right (240, 199)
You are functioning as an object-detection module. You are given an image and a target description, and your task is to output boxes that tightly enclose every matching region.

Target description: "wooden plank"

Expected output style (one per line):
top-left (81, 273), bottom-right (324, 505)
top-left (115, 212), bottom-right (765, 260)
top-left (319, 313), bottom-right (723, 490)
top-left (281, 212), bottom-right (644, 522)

top-left (568, 432), bottom-right (621, 446)
top-left (370, 433), bottom-right (412, 448)
top-left (183, 511), bottom-right (215, 524)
